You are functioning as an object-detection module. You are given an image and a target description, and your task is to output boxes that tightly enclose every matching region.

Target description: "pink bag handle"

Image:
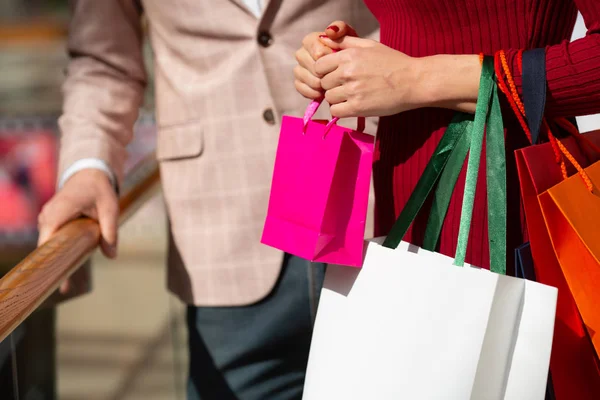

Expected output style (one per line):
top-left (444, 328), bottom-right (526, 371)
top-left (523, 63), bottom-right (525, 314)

top-left (302, 97), bottom-right (366, 136)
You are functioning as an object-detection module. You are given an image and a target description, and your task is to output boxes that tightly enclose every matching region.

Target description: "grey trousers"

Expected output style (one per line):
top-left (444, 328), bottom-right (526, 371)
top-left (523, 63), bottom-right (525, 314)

top-left (186, 254), bottom-right (325, 400)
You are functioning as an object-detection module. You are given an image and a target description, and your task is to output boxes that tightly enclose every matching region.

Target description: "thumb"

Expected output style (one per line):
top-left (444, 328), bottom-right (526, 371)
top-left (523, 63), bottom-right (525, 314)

top-left (325, 21), bottom-right (358, 40)
top-left (319, 35), bottom-right (377, 51)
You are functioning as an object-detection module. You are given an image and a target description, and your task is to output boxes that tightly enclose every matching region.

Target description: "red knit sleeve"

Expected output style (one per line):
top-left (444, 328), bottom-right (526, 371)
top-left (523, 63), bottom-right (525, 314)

top-left (509, 0), bottom-right (600, 118)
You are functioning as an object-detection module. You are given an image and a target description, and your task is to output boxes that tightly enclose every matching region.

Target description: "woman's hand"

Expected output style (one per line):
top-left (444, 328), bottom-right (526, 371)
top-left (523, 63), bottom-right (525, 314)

top-left (317, 36), bottom-right (483, 117)
top-left (316, 36), bottom-right (423, 117)
top-left (294, 21), bottom-right (357, 100)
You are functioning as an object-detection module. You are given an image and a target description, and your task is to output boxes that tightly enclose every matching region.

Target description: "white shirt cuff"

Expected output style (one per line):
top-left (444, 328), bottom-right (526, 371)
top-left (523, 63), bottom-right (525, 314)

top-left (59, 158), bottom-right (117, 191)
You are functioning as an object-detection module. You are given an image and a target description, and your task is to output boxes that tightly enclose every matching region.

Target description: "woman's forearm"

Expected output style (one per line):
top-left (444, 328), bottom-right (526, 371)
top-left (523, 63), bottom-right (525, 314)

top-left (412, 54), bottom-right (482, 114)
top-left (303, 33), bottom-right (485, 118)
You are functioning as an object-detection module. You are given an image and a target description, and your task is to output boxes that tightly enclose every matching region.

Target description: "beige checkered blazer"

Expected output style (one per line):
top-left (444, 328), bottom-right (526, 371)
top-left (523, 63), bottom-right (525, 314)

top-left (59, 0), bottom-right (379, 306)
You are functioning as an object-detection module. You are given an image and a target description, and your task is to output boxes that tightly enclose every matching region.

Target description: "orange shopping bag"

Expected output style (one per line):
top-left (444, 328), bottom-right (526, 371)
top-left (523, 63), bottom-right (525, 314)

top-left (539, 128), bottom-right (600, 358)
top-left (516, 129), bottom-right (600, 399)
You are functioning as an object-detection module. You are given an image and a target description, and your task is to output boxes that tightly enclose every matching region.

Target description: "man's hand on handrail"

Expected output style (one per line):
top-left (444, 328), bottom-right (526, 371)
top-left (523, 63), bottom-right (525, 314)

top-left (0, 154), bottom-right (159, 342)
top-left (37, 169), bottom-right (119, 293)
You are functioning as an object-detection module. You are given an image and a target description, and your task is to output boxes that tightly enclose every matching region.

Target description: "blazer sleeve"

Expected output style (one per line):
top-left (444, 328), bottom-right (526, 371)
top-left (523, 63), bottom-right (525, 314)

top-left (508, 0), bottom-right (600, 118)
top-left (58, 0), bottom-right (147, 186)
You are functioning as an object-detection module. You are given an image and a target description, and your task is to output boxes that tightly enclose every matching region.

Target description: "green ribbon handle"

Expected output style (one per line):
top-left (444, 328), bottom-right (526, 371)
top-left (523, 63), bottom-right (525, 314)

top-left (382, 114), bottom-right (473, 249)
top-left (453, 57), bottom-right (506, 274)
top-left (485, 82), bottom-right (507, 274)
top-left (382, 56), bottom-right (506, 275)
top-left (422, 127), bottom-right (472, 251)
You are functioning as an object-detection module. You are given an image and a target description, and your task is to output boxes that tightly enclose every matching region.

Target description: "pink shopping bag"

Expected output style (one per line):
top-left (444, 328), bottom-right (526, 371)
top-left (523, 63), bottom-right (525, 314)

top-left (261, 100), bottom-right (374, 267)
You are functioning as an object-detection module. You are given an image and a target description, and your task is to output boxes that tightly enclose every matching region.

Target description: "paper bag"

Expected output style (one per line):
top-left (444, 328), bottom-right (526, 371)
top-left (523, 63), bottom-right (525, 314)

top-left (516, 131), bottom-right (600, 398)
top-left (303, 240), bottom-right (557, 400)
top-left (304, 57), bottom-right (557, 400)
top-left (261, 100), bottom-right (374, 266)
top-left (539, 155), bottom-right (600, 358)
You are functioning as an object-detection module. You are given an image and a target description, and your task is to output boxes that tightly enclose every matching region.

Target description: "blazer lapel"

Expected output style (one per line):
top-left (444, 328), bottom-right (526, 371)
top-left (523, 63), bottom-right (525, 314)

top-left (258, 0), bottom-right (283, 31)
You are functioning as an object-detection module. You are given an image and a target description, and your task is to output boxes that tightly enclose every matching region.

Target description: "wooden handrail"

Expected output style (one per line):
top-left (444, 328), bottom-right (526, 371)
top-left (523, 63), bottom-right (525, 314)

top-left (0, 153), bottom-right (161, 343)
top-left (0, 20), bottom-right (68, 45)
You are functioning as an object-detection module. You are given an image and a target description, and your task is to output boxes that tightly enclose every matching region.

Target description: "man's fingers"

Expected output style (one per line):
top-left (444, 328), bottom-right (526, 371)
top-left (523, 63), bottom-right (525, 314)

top-left (37, 224), bottom-right (53, 247)
top-left (325, 21), bottom-right (358, 40)
top-left (37, 198), bottom-right (81, 246)
top-left (97, 194), bottom-right (119, 258)
top-left (37, 207), bottom-right (57, 246)
top-left (59, 280), bottom-right (71, 295)
top-left (37, 169), bottom-right (120, 261)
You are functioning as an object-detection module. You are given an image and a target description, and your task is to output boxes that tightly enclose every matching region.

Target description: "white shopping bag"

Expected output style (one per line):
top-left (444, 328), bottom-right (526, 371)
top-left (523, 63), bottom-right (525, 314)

top-left (303, 239), bottom-right (557, 400)
top-left (303, 59), bottom-right (557, 400)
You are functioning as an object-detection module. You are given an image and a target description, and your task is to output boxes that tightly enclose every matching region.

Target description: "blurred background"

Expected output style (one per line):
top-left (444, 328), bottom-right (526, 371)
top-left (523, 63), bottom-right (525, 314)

top-left (0, 1), bottom-right (599, 399)
top-left (0, 1), bottom-right (187, 399)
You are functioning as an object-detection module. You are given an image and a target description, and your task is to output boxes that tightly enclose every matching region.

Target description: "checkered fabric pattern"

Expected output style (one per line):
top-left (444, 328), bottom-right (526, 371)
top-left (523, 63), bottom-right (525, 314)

top-left (59, 0), bottom-right (379, 306)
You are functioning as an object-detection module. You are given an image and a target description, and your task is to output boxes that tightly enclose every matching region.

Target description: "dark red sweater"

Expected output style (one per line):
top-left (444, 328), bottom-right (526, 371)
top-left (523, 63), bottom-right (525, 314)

top-left (365, 0), bottom-right (600, 271)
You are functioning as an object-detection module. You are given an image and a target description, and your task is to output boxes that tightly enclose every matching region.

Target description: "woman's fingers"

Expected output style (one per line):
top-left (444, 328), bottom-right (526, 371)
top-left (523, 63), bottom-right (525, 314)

top-left (324, 85), bottom-right (347, 105)
top-left (315, 52), bottom-right (343, 77)
top-left (319, 35), bottom-right (377, 52)
top-left (295, 32), bottom-right (332, 98)
top-left (294, 65), bottom-right (322, 91)
top-left (294, 64), bottom-right (324, 99)
top-left (330, 101), bottom-right (356, 119)
top-left (295, 47), bottom-right (324, 77)
top-left (294, 48), bottom-right (326, 99)
top-left (295, 24), bottom-right (363, 101)
top-left (301, 31), bottom-right (334, 61)
top-left (325, 20), bottom-right (358, 40)
top-left (295, 79), bottom-right (323, 100)
top-left (320, 67), bottom-right (346, 91)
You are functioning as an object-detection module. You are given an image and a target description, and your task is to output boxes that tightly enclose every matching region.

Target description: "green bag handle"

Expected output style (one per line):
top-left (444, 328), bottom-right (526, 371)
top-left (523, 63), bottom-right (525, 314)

top-left (382, 56), bottom-right (507, 274)
top-left (381, 113), bottom-right (473, 249)
top-left (422, 126), bottom-right (472, 251)
top-left (453, 57), bottom-right (506, 273)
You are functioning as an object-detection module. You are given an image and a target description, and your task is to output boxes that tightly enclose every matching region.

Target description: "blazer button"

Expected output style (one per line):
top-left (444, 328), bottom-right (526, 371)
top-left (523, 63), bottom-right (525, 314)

top-left (257, 31), bottom-right (273, 47)
top-left (263, 108), bottom-right (276, 125)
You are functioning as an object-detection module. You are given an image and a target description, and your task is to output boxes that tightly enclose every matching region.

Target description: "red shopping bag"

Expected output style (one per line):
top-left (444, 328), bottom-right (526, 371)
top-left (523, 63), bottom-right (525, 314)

top-left (516, 129), bottom-right (600, 400)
